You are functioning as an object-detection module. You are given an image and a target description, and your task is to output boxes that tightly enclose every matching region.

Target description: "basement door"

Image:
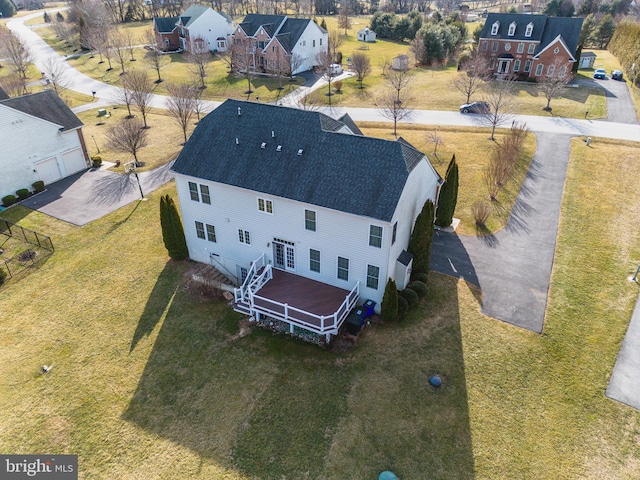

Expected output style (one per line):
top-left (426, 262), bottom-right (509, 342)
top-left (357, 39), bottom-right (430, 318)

top-left (273, 238), bottom-right (295, 272)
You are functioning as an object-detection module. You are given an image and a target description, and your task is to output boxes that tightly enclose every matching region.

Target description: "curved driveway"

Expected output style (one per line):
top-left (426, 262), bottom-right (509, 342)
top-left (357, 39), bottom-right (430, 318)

top-left (8, 10), bottom-right (640, 406)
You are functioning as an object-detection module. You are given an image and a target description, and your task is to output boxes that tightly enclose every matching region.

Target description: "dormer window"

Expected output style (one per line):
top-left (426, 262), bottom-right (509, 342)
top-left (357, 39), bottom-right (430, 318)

top-left (508, 22), bottom-right (516, 36)
top-left (491, 21), bottom-right (500, 36)
top-left (525, 22), bottom-right (533, 37)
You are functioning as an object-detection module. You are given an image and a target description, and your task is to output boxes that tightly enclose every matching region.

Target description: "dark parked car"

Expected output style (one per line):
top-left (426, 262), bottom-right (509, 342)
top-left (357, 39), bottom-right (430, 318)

top-left (612, 70), bottom-right (623, 81)
top-left (593, 68), bottom-right (607, 79)
top-left (459, 101), bottom-right (490, 114)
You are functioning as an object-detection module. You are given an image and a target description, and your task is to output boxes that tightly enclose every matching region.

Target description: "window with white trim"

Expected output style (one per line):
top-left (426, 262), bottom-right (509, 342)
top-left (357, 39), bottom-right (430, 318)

top-left (369, 225), bottom-right (383, 248)
top-left (481, 40), bottom-right (488, 51)
top-left (525, 22), bottom-right (533, 37)
top-left (310, 249), bottom-right (320, 272)
top-left (491, 21), bottom-right (500, 35)
top-left (559, 65), bottom-right (567, 76)
top-left (508, 22), bottom-right (516, 36)
top-left (257, 197), bottom-right (273, 214)
top-left (189, 182), bottom-right (199, 201)
top-left (514, 59), bottom-right (521, 72)
top-left (200, 185), bottom-right (211, 204)
top-left (238, 229), bottom-right (251, 245)
top-left (554, 47), bottom-right (559, 54)
top-left (491, 41), bottom-right (498, 52)
top-left (195, 221), bottom-right (205, 239)
top-left (366, 265), bottom-right (380, 290)
top-left (337, 256), bottom-right (349, 281)
top-left (305, 209), bottom-right (316, 231)
top-left (524, 60), bottom-right (532, 72)
top-left (517, 43), bottom-right (524, 53)
top-left (489, 58), bottom-right (496, 69)
top-left (206, 224), bottom-right (216, 242)
top-left (535, 63), bottom-right (544, 76)
top-left (505, 43), bottom-right (511, 51)
top-left (392, 222), bottom-right (398, 245)
top-left (547, 64), bottom-right (555, 75)
top-left (528, 43), bottom-right (535, 54)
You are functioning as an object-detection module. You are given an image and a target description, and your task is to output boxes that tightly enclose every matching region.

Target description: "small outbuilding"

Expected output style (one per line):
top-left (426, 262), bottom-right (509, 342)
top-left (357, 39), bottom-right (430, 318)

top-left (392, 54), bottom-right (409, 71)
top-left (579, 51), bottom-right (597, 69)
top-left (357, 27), bottom-right (377, 42)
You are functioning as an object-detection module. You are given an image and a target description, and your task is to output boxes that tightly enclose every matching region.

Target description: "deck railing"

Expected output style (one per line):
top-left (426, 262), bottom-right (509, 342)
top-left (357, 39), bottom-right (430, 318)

top-left (251, 281), bottom-right (360, 334)
top-left (233, 253), bottom-right (265, 303)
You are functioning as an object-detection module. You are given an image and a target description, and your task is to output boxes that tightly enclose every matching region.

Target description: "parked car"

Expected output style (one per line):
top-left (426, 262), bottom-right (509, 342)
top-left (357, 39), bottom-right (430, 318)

top-left (593, 68), bottom-right (607, 79)
top-left (612, 70), bottom-right (624, 81)
top-left (459, 101), bottom-right (490, 114)
top-left (328, 64), bottom-right (343, 76)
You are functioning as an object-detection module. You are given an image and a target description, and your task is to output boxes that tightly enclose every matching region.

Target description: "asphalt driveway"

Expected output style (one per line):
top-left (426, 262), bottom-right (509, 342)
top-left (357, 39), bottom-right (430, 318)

top-left (20, 162), bottom-right (174, 226)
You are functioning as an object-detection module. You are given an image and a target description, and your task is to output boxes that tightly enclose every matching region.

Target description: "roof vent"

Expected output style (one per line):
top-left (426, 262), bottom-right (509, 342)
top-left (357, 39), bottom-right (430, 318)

top-left (235, 137), bottom-right (239, 145)
top-left (271, 130), bottom-right (275, 138)
top-left (276, 145), bottom-right (282, 152)
top-left (261, 142), bottom-right (267, 149)
top-left (237, 107), bottom-right (241, 116)
top-left (297, 149), bottom-right (304, 156)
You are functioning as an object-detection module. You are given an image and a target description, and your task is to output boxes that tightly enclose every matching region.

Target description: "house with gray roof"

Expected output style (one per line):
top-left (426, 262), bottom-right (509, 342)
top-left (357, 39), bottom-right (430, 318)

top-left (171, 100), bottom-right (441, 342)
top-left (478, 13), bottom-right (583, 80)
top-left (0, 90), bottom-right (90, 203)
top-left (153, 5), bottom-right (233, 53)
top-left (232, 14), bottom-right (328, 75)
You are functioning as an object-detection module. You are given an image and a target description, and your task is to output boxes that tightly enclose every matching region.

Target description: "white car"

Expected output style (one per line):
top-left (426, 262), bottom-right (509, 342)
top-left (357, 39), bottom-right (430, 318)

top-left (328, 64), bottom-right (343, 76)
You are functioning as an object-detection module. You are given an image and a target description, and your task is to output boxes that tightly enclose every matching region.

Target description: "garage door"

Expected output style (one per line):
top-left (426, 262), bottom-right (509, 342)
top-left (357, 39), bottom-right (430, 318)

top-left (35, 157), bottom-right (62, 185)
top-left (62, 148), bottom-right (88, 176)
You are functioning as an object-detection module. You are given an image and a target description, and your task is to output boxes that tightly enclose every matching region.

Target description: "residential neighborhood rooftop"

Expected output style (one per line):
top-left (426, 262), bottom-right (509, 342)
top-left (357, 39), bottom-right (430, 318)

top-left (0, 90), bottom-right (83, 131)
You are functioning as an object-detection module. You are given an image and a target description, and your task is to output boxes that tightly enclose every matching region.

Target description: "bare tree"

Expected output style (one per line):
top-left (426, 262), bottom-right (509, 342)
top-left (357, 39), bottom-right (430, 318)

top-left (122, 69), bottom-right (154, 128)
top-left (113, 83), bottom-right (135, 118)
top-left (316, 50), bottom-right (336, 108)
top-left (453, 54), bottom-right (489, 104)
top-left (233, 47), bottom-right (257, 95)
top-left (409, 31), bottom-right (426, 66)
top-left (429, 128), bottom-right (444, 161)
top-left (218, 48), bottom-right (235, 73)
top-left (480, 77), bottom-right (517, 141)
top-left (379, 56), bottom-right (392, 76)
top-left (41, 57), bottom-right (70, 98)
top-left (191, 83), bottom-right (207, 122)
top-left (111, 30), bottom-right (129, 75)
top-left (0, 33), bottom-right (32, 93)
top-left (143, 30), bottom-right (169, 83)
top-left (376, 69), bottom-right (414, 137)
top-left (328, 30), bottom-right (343, 63)
top-left (537, 59), bottom-right (574, 111)
top-left (288, 52), bottom-right (303, 79)
top-left (188, 38), bottom-right (211, 89)
top-left (123, 29), bottom-right (138, 62)
top-left (106, 118), bottom-right (149, 166)
top-left (351, 51), bottom-right (371, 89)
top-left (166, 83), bottom-right (197, 144)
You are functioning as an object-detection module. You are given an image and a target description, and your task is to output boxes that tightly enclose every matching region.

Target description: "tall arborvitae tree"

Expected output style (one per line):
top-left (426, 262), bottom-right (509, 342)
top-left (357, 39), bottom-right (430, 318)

top-left (435, 155), bottom-right (459, 228)
top-left (160, 195), bottom-right (189, 260)
top-left (381, 278), bottom-right (398, 322)
top-left (409, 199), bottom-right (435, 275)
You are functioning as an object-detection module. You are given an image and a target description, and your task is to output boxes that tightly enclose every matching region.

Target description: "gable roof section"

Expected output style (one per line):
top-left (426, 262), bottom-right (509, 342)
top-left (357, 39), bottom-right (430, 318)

top-left (172, 100), bottom-right (435, 222)
top-left (180, 5), bottom-right (209, 27)
top-left (0, 86), bottom-right (9, 101)
top-left (337, 114), bottom-right (363, 135)
top-left (154, 16), bottom-right (179, 33)
top-left (278, 18), bottom-right (311, 47)
top-left (0, 90), bottom-right (83, 131)
top-left (238, 14), bottom-right (287, 37)
top-left (538, 16), bottom-right (583, 57)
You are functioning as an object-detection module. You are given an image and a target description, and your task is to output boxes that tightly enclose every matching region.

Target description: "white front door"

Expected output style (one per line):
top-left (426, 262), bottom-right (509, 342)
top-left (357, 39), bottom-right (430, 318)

top-left (273, 240), bottom-right (295, 272)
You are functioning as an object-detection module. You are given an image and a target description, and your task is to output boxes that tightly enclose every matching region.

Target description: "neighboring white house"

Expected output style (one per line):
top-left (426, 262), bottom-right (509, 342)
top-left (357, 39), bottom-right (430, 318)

top-left (171, 100), bottom-right (442, 341)
top-left (0, 90), bottom-right (90, 202)
top-left (232, 14), bottom-right (328, 75)
top-left (153, 5), bottom-right (233, 53)
top-left (357, 27), bottom-right (376, 42)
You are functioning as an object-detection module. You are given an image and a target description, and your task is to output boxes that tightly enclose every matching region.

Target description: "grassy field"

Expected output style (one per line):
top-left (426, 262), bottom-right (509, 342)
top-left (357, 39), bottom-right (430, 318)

top-left (76, 107), bottom-right (193, 171)
top-left (361, 123), bottom-right (537, 235)
top-left (0, 132), bottom-right (639, 478)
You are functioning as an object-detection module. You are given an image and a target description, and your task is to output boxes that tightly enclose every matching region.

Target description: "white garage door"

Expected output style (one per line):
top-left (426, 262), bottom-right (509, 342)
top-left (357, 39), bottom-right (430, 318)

top-left (35, 157), bottom-right (62, 185)
top-left (62, 148), bottom-right (88, 175)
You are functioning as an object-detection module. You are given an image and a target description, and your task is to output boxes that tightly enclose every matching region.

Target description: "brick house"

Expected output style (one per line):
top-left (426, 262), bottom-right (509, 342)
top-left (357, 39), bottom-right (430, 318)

top-left (477, 13), bottom-right (583, 80)
top-left (232, 14), bottom-right (328, 75)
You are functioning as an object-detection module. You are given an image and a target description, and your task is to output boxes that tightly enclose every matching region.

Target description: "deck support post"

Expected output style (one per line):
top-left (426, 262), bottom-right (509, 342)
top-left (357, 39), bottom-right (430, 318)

top-left (326, 333), bottom-right (331, 343)
top-left (290, 323), bottom-right (294, 333)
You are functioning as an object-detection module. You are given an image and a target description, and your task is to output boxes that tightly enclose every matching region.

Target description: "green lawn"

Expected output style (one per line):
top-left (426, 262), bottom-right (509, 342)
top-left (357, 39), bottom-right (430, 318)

top-left (0, 131), bottom-right (639, 478)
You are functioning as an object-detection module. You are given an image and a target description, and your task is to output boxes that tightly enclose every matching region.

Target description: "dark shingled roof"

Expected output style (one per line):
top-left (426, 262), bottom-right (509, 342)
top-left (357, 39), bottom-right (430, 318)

top-left (238, 14), bottom-right (316, 50)
top-left (1, 90), bottom-right (83, 131)
top-left (337, 114), bottom-right (363, 135)
top-left (239, 14), bottom-right (286, 37)
top-left (278, 18), bottom-right (310, 47)
top-left (172, 100), bottom-right (437, 222)
top-left (480, 13), bottom-right (582, 56)
top-left (154, 16), bottom-right (178, 33)
top-left (0, 86), bottom-right (9, 101)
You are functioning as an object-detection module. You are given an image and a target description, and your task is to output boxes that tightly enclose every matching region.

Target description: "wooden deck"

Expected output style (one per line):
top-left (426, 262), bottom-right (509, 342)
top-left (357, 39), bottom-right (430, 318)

top-left (251, 269), bottom-right (355, 330)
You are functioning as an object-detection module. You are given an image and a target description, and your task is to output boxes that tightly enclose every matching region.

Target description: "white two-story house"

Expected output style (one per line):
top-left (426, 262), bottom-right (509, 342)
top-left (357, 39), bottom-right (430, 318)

top-left (171, 100), bottom-right (441, 342)
top-left (0, 90), bottom-right (90, 202)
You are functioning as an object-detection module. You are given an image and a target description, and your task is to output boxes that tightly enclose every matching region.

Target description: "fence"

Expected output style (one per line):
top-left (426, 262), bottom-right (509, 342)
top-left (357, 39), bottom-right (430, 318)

top-left (0, 218), bottom-right (54, 283)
